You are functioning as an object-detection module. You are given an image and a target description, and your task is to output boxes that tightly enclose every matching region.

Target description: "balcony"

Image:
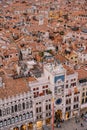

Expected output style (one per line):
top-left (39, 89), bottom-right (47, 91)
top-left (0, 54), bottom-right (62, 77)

top-left (34, 90), bottom-right (52, 98)
top-left (74, 91), bottom-right (80, 95)
top-left (46, 90), bottom-right (52, 94)
top-left (66, 94), bottom-right (72, 97)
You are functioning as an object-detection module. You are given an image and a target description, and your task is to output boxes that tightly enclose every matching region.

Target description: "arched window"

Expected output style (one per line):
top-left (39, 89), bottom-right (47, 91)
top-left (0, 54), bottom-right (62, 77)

top-left (69, 99), bottom-right (71, 103)
top-left (22, 103), bottom-right (25, 110)
top-left (30, 111), bottom-right (33, 118)
top-left (74, 97), bottom-right (76, 102)
top-left (66, 99), bottom-right (68, 104)
top-left (7, 118), bottom-right (11, 125)
top-left (0, 121), bottom-right (3, 128)
top-left (3, 109), bottom-right (6, 116)
top-left (6, 107), bottom-right (10, 114)
top-left (77, 96), bottom-right (79, 101)
top-left (3, 120), bottom-right (7, 126)
top-left (26, 113), bottom-right (29, 119)
top-left (19, 115), bottom-right (22, 121)
top-left (18, 104), bottom-right (21, 111)
top-left (22, 113), bottom-right (26, 120)
top-left (0, 109), bottom-right (2, 117)
top-left (15, 105), bottom-right (17, 112)
top-left (11, 106), bottom-right (14, 113)
top-left (26, 102), bottom-right (29, 109)
top-left (30, 101), bottom-right (32, 108)
top-left (11, 117), bottom-right (15, 124)
top-left (15, 116), bottom-right (18, 122)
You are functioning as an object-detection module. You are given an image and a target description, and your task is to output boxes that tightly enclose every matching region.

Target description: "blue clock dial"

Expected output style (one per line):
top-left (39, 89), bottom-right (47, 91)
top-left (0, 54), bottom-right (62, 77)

top-left (55, 98), bottom-right (62, 105)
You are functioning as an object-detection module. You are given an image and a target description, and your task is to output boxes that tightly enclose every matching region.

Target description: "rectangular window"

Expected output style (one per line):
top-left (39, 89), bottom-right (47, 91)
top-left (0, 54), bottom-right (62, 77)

top-left (82, 98), bottom-right (84, 104)
top-left (82, 92), bottom-right (85, 97)
top-left (66, 84), bottom-right (68, 88)
top-left (46, 85), bottom-right (48, 88)
top-left (77, 96), bottom-right (79, 101)
top-left (11, 106), bottom-right (14, 113)
top-left (49, 104), bottom-right (51, 109)
top-left (49, 112), bottom-right (51, 116)
top-left (71, 79), bottom-right (73, 82)
top-left (73, 82), bottom-right (76, 86)
top-left (66, 80), bottom-right (68, 83)
top-left (71, 83), bottom-right (76, 87)
top-left (86, 92), bottom-right (87, 96)
top-left (37, 92), bottom-right (39, 95)
top-left (74, 97), bottom-right (76, 102)
top-left (76, 104), bottom-right (78, 108)
top-left (69, 106), bottom-right (71, 110)
top-left (46, 89), bottom-right (48, 93)
top-left (85, 97), bottom-right (87, 103)
top-left (73, 105), bottom-right (75, 109)
top-left (66, 107), bottom-right (68, 111)
top-left (36, 108), bottom-right (38, 113)
top-left (73, 104), bottom-right (78, 109)
top-left (7, 108), bottom-right (10, 114)
top-left (66, 106), bottom-right (71, 111)
top-left (69, 99), bottom-right (71, 103)
top-left (46, 113), bottom-right (48, 117)
top-left (66, 100), bottom-right (68, 104)
top-left (39, 107), bottom-right (41, 112)
top-left (83, 88), bottom-right (85, 90)
top-left (43, 90), bottom-right (45, 94)
top-left (46, 105), bottom-right (48, 110)
top-left (40, 115), bottom-right (42, 118)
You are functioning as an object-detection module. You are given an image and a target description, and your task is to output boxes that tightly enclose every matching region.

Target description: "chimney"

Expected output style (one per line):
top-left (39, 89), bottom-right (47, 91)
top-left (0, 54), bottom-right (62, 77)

top-left (15, 64), bottom-right (21, 75)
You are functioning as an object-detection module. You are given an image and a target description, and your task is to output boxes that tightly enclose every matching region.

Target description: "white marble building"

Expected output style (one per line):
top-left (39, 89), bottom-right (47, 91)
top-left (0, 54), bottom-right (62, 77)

top-left (0, 63), bottom-right (84, 130)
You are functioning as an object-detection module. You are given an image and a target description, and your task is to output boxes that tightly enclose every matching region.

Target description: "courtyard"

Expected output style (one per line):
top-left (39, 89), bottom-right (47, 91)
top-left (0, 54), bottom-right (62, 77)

top-left (46, 117), bottom-right (87, 130)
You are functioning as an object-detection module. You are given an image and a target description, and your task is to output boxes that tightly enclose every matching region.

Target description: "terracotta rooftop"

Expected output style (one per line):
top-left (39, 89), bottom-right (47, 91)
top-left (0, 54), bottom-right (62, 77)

top-left (63, 65), bottom-right (75, 75)
top-left (0, 75), bottom-right (30, 99)
top-left (55, 54), bottom-right (67, 63)
top-left (76, 68), bottom-right (87, 80)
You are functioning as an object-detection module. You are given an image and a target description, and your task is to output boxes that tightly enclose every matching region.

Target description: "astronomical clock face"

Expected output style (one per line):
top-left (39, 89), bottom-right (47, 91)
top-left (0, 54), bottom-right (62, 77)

top-left (54, 75), bottom-right (65, 85)
top-left (55, 98), bottom-right (62, 105)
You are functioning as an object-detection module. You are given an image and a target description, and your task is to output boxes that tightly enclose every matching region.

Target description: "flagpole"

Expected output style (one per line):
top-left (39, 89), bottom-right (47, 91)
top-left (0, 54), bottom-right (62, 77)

top-left (52, 97), bottom-right (54, 130)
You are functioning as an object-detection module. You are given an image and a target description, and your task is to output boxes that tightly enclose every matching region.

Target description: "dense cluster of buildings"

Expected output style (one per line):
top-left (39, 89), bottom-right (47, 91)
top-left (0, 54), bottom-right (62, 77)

top-left (0, 0), bottom-right (87, 130)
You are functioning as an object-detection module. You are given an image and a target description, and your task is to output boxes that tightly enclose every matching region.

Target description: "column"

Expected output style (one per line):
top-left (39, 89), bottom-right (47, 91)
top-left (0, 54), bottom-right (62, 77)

top-left (43, 120), bottom-right (45, 125)
top-left (33, 123), bottom-right (36, 130)
top-left (18, 125), bottom-right (21, 130)
top-left (42, 100), bottom-right (46, 121)
top-left (71, 110), bottom-right (73, 118)
top-left (78, 109), bottom-right (80, 116)
top-left (71, 92), bottom-right (74, 117)
top-left (62, 111), bottom-right (65, 120)
top-left (25, 123), bottom-right (28, 130)
top-left (33, 102), bottom-right (36, 124)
